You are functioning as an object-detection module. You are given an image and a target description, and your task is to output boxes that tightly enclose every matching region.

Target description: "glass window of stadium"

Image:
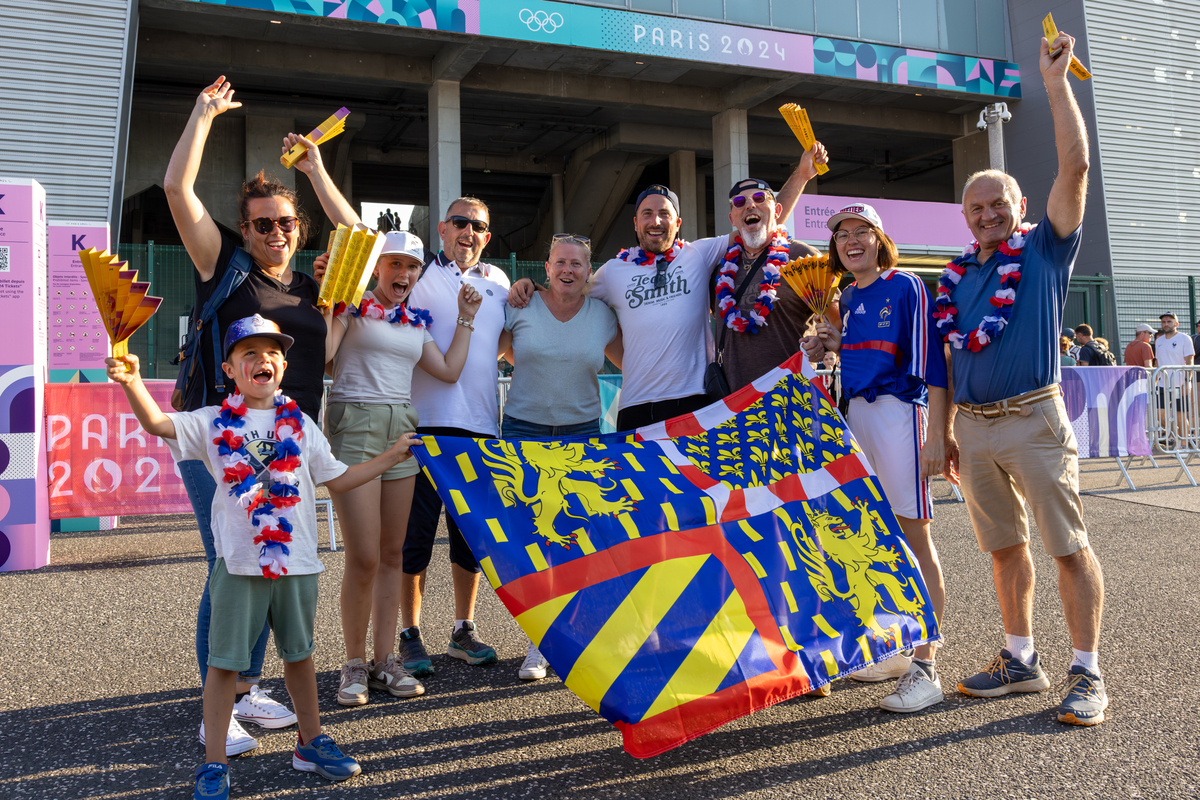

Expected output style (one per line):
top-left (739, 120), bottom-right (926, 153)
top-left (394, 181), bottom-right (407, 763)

top-left (580, 0), bottom-right (1008, 58)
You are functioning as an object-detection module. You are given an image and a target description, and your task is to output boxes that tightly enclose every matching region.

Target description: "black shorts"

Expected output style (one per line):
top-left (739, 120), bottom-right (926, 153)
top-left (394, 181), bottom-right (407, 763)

top-left (1157, 386), bottom-right (1187, 412)
top-left (402, 426), bottom-right (493, 575)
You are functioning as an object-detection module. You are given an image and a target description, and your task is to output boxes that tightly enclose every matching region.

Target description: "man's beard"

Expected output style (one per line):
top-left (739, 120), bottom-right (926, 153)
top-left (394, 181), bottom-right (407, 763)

top-left (739, 225), bottom-right (771, 253)
top-left (637, 230), bottom-right (676, 254)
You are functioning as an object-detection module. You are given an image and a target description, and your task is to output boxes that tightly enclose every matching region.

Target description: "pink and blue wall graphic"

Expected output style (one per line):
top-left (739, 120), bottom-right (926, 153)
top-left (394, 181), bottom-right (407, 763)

top-left (186, 0), bottom-right (1019, 98)
top-left (0, 366), bottom-right (43, 569)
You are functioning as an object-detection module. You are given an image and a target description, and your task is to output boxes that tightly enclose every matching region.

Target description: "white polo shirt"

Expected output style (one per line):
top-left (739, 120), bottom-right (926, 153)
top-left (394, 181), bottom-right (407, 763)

top-left (409, 254), bottom-right (510, 436)
top-left (590, 236), bottom-right (728, 409)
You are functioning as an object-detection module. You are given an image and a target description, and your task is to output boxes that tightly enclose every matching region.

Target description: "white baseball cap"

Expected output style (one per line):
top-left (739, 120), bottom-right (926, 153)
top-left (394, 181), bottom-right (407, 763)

top-left (380, 231), bottom-right (425, 264)
top-left (827, 203), bottom-right (885, 234)
top-left (1135, 323), bottom-right (1156, 333)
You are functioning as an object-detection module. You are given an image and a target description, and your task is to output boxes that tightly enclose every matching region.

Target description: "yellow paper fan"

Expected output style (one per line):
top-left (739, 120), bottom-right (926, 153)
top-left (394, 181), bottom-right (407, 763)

top-left (778, 103), bottom-right (830, 175)
top-left (781, 254), bottom-right (838, 315)
top-left (78, 248), bottom-right (163, 365)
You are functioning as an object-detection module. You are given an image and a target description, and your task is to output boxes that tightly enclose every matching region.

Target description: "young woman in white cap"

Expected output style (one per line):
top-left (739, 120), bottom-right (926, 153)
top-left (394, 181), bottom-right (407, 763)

top-left (316, 231), bottom-right (482, 707)
top-left (813, 203), bottom-right (951, 713)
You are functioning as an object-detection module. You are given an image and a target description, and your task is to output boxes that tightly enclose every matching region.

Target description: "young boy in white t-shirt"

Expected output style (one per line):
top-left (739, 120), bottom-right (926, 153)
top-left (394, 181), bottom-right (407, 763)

top-left (107, 314), bottom-right (420, 800)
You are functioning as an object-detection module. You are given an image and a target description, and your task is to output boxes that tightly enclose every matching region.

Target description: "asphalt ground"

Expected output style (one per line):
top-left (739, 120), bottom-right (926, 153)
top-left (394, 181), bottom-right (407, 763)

top-left (1, 460), bottom-right (1197, 800)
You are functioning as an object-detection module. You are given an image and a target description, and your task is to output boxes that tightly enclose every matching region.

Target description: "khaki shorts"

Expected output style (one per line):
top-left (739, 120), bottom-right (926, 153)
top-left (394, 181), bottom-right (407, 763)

top-left (955, 394), bottom-right (1089, 558)
top-left (207, 559), bottom-right (318, 672)
top-left (327, 402), bottom-right (420, 481)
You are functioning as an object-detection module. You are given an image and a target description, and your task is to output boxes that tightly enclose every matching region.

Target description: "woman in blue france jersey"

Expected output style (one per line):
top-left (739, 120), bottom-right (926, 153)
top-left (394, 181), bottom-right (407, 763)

top-left (813, 203), bottom-right (950, 715)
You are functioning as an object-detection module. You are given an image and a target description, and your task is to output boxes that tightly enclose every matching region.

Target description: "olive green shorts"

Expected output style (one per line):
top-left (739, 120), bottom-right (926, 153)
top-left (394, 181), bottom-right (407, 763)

top-left (207, 559), bottom-right (319, 672)
top-left (327, 401), bottom-right (421, 481)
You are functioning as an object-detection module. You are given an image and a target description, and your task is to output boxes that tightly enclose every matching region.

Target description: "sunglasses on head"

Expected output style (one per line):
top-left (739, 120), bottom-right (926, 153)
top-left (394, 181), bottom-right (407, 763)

top-left (447, 215), bottom-right (489, 233)
top-left (246, 217), bottom-right (299, 235)
top-left (552, 233), bottom-right (591, 247)
top-left (731, 191), bottom-right (771, 209)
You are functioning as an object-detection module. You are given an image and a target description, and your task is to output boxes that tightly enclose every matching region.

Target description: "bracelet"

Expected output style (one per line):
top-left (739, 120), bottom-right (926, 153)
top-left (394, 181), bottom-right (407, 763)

top-left (456, 316), bottom-right (475, 330)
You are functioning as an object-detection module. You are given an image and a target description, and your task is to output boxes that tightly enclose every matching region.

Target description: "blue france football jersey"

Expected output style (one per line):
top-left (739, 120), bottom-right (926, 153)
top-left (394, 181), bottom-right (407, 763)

top-left (838, 269), bottom-right (948, 406)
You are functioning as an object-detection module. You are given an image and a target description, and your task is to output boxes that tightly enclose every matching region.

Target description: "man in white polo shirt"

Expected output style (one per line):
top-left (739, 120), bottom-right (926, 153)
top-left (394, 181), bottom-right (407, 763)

top-left (1153, 311), bottom-right (1195, 443)
top-left (401, 196), bottom-right (510, 675)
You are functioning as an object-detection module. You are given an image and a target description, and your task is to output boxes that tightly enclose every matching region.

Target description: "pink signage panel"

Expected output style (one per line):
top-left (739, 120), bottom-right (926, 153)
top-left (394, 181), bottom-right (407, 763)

top-left (48, 221), bottom-right (112, 371)
top-left (0, 177), bottom-right (50, 572)
top-left (784, 195), bottom-right (970, 248)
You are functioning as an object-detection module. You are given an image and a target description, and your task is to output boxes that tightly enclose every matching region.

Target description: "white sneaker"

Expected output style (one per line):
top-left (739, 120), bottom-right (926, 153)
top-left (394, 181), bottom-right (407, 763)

top-left (879, 662), bottom-right (944, 713)
top-left (199, 713), bottom-right (259, 756)
top-left (850, 651), bottom-right (913, 682)
top-left (233, 685), bottom-right (299, 729)
top-left (518, 642), bottom-right (549, 680)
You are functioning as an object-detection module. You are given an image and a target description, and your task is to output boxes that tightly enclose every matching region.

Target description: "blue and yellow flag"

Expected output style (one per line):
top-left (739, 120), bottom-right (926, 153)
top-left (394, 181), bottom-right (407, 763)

top-left (413, 353), bottom-right (939, 758)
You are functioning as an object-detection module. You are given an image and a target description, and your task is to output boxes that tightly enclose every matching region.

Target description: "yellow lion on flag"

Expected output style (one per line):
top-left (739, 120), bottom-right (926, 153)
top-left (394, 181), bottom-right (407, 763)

top-left (480, 440), bottom-right (635, 548)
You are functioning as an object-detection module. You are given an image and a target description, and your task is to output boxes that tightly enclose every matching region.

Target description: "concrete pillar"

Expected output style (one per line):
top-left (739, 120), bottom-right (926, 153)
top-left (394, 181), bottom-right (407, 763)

top-left (668, 150), bottom-right (697, 242)
top-left (552, 173), bottom-right (565, 234)
top-left (428, 79), bottom-right (462, 248)
top-left (695, 172), bottom-right (707, 239)
top-left (711, 108), bottom-right (748, 235)
top-left (245, 115), bottom-right (296, 188)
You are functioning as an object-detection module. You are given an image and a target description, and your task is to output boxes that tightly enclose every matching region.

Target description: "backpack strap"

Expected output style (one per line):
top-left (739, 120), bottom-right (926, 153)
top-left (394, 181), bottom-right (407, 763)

top-left (176, 248), bottom-right (253, 405)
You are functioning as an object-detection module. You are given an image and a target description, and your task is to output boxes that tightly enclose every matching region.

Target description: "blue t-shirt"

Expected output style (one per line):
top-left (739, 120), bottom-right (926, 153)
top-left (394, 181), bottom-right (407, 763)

top-left (949, 218), bottom-right (1082, 405)
top-left (839, 268), bottom-right (948, 406)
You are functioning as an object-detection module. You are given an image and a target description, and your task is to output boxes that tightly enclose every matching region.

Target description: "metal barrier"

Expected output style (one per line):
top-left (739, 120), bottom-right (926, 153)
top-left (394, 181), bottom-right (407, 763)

top-left (1146, 365), bottom-right (1199, 486)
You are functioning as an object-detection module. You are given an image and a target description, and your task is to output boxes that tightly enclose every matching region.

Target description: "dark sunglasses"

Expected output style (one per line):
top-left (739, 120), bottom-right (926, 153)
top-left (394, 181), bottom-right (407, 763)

top-left (731, 191), bottom-right (771, 209)
top-left (552, 233), bottom-right (591, 247)
top-left (653, 261), bottom-right (669, 290)
top-left (246, 216), bottom-right (299, 235)
top-left (447, 215), bottom-right (489, 234)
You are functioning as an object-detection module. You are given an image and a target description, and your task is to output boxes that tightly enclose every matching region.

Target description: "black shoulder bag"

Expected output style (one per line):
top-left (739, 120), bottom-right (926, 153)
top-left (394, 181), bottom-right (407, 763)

top-left (170, 248), bottom-right (254, 410)
top-left (704, 253), bottom-right (766, 400)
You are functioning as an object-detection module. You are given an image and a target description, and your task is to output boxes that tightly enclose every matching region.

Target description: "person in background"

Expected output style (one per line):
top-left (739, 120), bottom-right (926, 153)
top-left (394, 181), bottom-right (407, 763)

top-left (1122, 324), bottom-right (1155, 368)
top-left (496, 233), bottom-right (622, 680)
top-left (1060, 336), bottom-right (1077, 366)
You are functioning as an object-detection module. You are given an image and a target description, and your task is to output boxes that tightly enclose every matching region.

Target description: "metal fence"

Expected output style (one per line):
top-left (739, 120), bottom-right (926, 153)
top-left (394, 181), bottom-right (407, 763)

top-left (1113, 274), bottom-right (1198, 349)
top-left (1145, 365), bottom-right (1199, 486)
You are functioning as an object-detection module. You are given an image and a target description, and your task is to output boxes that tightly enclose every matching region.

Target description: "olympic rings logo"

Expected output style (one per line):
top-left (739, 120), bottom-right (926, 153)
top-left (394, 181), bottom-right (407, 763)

top-left (519, 8), bottom-right (564, 33)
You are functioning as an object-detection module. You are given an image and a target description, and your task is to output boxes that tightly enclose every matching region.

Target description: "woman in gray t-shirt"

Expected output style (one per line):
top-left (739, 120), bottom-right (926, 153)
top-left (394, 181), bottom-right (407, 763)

top-left (497, 234), bottom-right (622, 682)
top-left (499, 235), bottom-right (622, 439)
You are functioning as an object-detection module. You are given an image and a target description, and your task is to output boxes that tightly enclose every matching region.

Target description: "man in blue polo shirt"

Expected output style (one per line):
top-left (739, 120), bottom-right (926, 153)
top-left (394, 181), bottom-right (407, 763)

top-left (943, 28), bottom-right (1107, 725)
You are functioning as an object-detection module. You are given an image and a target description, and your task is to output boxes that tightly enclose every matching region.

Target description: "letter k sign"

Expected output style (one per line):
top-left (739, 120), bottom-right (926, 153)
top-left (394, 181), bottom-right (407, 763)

top-left (0, 194), bottom-right (5, 215)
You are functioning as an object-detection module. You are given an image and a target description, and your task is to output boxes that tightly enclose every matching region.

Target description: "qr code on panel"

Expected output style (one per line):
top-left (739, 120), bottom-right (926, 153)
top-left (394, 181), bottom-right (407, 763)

top-left (0, 245), bottom-right (9, 272)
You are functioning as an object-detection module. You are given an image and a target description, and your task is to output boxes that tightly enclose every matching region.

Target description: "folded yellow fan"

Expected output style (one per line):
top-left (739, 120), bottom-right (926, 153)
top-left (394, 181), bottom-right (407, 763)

top-left (781, 254), bottom-right (837, 315)
top-left (78, 248), bottom-right (163, 365)
top-left (281, 107), bottom-right (351, 168)
top-left (778, 104), bottom-right (830, 175)
top-left (317, 223), bottom-right (388, 309)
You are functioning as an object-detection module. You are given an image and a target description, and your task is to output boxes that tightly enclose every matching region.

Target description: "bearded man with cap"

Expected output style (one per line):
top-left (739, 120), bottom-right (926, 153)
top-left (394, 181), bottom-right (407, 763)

top-left (941, 28), bottom-right (1108, 726)
top-left (509, 145), bottom-right (828, 430)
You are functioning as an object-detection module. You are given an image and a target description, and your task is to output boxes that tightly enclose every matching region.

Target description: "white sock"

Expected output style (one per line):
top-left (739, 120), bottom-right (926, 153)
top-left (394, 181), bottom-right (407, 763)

top-left (1005, 634), bottom-right (1035, 664)
top-left (454, 619), bottom-right (471, 632)
top-left (1071, 649), bottom-right (1100, 674)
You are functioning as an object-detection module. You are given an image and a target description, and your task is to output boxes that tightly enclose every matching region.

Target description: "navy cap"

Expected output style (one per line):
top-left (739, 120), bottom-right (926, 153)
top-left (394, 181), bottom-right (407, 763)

top-left (1160, 311), bottom-right (1178, 320)
top-left (223, 314), bottom-right (294, 359)
top-left (635, 185), bottom-right (680, 216)
top-left (729, 178), bottom-right (773, 199)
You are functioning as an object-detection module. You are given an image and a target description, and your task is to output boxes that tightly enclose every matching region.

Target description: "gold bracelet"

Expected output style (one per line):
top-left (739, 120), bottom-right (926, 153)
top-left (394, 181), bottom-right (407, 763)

top-left (456, 316), bottom-right (475, 330)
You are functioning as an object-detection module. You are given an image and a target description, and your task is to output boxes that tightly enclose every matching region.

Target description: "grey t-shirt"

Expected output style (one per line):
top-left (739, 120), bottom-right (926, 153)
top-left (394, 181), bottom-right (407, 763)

top-left (503, 292), bottom-right (619, 426)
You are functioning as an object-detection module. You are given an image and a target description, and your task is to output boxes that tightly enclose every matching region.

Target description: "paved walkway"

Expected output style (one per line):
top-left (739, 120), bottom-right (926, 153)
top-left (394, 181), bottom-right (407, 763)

top-left (1, 463), bottom-right (1197, 799)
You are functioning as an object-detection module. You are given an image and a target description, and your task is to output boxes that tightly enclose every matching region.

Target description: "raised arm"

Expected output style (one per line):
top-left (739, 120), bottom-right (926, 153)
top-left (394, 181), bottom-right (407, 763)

top-left (416, 284), bottom-right (482, 382)
top-left (163, 77), bottom-right (242, 282)
top-left (106, 355), bottom-right (177, 440)
top-left (1042, 31), bottom-right (1090, 238)
top-left (284, 133), bottom-right (361, 228)
top-left (774, 142), bottom-right (829, 226)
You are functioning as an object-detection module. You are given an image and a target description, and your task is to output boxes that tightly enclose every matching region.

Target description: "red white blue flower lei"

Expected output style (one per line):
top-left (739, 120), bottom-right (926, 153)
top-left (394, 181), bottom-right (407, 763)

top-left (334, 295), bottom-right (432, 329)
top-left (715, 230), bottom-right (789, 333)
top-left (935, 222), bottom-right (1032, 352)
top-left (617, 239), bottom-right (683, 267)
top-left (213, 392), bottom-right (304, 579)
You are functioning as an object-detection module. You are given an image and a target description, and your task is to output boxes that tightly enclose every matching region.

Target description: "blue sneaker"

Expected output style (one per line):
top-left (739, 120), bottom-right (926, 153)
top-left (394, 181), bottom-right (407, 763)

top-left (193, 763), bottom-right (229, 800)
top-left (958, 649), bottom-right (1051, 697)
top-left (398, 627), bottom-right (435, 677)
top-left (1057, 666), bottom-right (1109, 726)
top-left (293, 734), bottom-right (361, 782)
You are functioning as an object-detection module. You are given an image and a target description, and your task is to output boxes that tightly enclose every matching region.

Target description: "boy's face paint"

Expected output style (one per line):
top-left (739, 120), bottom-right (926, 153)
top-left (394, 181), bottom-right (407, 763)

top-left (222, 336), bottom-right (287, 408)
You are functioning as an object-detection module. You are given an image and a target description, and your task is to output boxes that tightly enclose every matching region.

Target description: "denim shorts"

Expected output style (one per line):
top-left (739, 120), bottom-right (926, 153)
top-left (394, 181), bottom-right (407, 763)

top-left (501, 414), bottom-right (601, 438)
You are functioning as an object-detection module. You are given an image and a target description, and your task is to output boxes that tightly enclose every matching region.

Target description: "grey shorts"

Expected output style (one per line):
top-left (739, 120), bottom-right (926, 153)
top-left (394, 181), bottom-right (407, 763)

top-left (327, 402), bottom-right (421, 481)
top-left (207, 559), bottom-right (319, 672)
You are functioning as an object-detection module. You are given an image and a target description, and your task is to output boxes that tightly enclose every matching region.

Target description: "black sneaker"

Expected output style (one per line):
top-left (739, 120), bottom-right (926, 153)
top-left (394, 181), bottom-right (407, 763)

top-left (958, 649), bottom-right (1051, 697)
top-left (398, 627), bottom-right (435, 677)
top-left (447, 621), bottom-right (498, 666)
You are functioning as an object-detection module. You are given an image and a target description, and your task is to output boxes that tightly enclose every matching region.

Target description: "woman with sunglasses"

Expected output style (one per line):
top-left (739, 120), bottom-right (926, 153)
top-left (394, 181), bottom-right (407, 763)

top-left (496, 233), bottom-right (622, 680)
top-left (164, 76), bottom-right (358, 756)
top-left (813, 203), bottom-right (949, 714)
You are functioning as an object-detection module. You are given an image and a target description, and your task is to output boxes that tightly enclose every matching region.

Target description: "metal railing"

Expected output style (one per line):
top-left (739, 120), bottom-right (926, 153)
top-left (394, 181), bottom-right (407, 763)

top-left (1145, 365), bottom-right (1199, 486)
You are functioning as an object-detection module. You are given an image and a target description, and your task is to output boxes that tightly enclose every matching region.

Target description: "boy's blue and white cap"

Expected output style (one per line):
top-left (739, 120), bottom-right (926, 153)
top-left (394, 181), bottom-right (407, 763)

top-left (223, 314), bottom-right (294, 359)
top-left (380, 231), bottom-right (425, 263)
